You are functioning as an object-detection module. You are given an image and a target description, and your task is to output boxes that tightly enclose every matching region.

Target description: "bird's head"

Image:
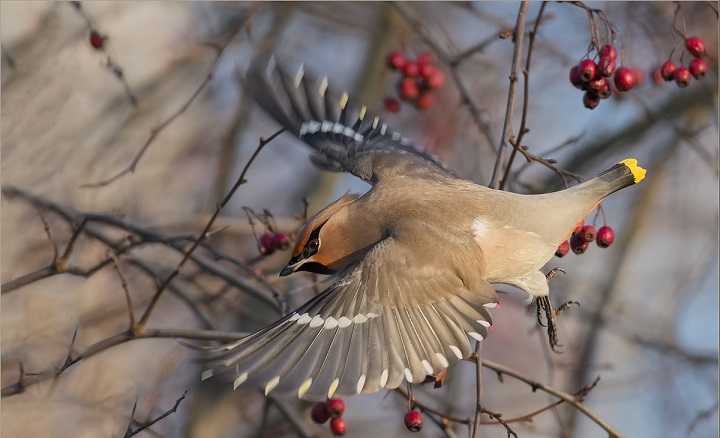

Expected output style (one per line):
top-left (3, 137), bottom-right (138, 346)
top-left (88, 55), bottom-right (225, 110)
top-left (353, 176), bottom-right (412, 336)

top-left (280, 193), bottom-right (367, 277)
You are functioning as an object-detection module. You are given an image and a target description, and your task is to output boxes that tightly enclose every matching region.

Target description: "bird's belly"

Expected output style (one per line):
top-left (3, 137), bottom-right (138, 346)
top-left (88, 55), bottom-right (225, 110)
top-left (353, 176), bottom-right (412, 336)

top-left (471, 218), bottom-right (555, 283)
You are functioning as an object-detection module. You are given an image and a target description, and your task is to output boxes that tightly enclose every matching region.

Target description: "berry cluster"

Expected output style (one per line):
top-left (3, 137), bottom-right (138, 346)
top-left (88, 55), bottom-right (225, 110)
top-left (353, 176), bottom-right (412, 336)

top-left (311, 398), bottom-right (346, 435)
top-left (404, 410), bottom-right (423, 432)
top-left (384, 51), bottom-right (445, 113)
top-left (257, 231), bottom-right (290, 256)
top-left (244, 207), bottom-right (291, 256)
top-left (555, 222), bottom-right (615, 257)
top-left (569, 45), bottom-right (641, 109)
top-left (652, 36), bottom-right (708, 88)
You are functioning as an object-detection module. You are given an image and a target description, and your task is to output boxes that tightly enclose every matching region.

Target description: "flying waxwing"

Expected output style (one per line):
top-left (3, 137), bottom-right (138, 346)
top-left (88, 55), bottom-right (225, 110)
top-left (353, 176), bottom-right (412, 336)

top-left (202, 56), bottom-right (646, 401)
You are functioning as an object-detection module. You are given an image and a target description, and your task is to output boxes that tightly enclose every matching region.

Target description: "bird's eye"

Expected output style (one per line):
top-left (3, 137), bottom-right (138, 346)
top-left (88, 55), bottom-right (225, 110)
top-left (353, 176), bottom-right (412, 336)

top-left (307, 238), bottom-right (320, 252)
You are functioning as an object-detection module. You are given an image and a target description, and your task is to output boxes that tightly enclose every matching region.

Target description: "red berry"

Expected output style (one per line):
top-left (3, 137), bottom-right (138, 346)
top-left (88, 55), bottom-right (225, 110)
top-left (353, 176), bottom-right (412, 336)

top-left (569, 65), bottom-right (585, 89)
top-left (578, 59), bottom-right (597, 82)
top-left (384, 97), bottom-right (401, 113)
top-left (614, 67), bottom-right (636, 92)
top-left (689, 58), bottom-right (708, 79)
top-left (652, 69), bottom-right (665, 86)
top-left (685, 36), bottom-right (706, 58)
top-left (582, 91), bottom-right (600, 109)
top-left (258, 232), bottom-right (276, 255)
top-left (596, 226), bottom-right (615, 248)
top-left (572, 221), bottom-right (584, 236)
top-left (555, 240), bottom-right (570, 258)
top-left (326, 398), bottom-right (345, 418)
top-left (311, 402), bottom-right (330, 424)
top-left (398, 78), bottom-right (419, 100)
top-left (598, 56), bottom-right (616, 77)
top-left (387, 52), bottom-right (406, 70)
top-left (416, 52), bottom-right (434, 66)
top-left (330, 417), bottom-right (346, 436)
top-left (425, 70), bottom-right (445, 89)
top-left (599, 44), bottom-right (618, 60)
top-left (588, 77), bottom-right (610, 98)
top-left (89, 30), bottom-right (105, 50)
top-left (570, 234), bottom-right (589, 254)
top-left (403, 61), bottom-right (420, 77)
top-left (581, 225), bottom-right (596, 242)
top-left (404, 411), bottom-right (423, 432)
top-left (660, 61), bottom-right (677, 81)
top-left (674, 66), bottom-right (692, 88)
top-left (419, 63), bottom-right (436, 80)
top-left (415, 91), bottom-right (433, 110)
top-left (273, 232), bottom-right (290, 250)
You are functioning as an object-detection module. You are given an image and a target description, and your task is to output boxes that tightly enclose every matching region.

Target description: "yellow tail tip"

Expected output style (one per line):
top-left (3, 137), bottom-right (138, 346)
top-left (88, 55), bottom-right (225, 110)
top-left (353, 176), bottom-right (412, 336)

top-left (619, 158), bottom-right (646, 183)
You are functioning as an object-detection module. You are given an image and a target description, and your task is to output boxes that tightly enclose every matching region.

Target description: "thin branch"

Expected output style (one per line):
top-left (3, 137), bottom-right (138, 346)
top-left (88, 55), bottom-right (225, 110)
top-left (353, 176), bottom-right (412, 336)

top-left (489, 1), bottom-right (530, 189)
top-left (80, 5), bottom-right (261, 189)
top-left (124, 390), bottom-right (188, 438)
top-left (477, 358), bottom-right (622, 437)
top-left (135, 129), bottom-right (283, 329)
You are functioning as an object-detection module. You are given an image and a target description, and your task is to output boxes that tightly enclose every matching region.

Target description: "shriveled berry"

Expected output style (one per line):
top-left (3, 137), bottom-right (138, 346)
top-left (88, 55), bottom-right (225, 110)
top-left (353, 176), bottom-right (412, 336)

top-left (258, 232), bottom-right (276, 255)
top-left (555, 240), bottom-right (570, 258)
top-left (689, 58), bottom-right (708, 79)
top-left (311, 401), bottom-right (330, 424)
top-left (660, 61), bottom-right (677, 81)
top-left (402, 61), bottom-right (420, 77)
top-left (581, 225), bottom-right (596, 242)
top-left (404, 411), bottom-right (423, 432)
top-left (416, 52), bottom-right (433, 66)
top-left (416, 91), bottom-right (433, 110)
top-left (273, 232), bottom-right (290, 250)
top-left (387, 52), bottom-right (406, 70)
top-left (569, 65), bottom-right (585, 89)
top-left (685, 36), bottom-right (706, 58)
top-left (384, 97), bottom-right (401, 113)
top-left (598, 56), bottom-right (616, 77)
top-left (398, 78), bottom-right (419, 100)
top-left (599, 44), bottom-right (617, 60)
top-left (588, 77), bottom-right (610, 98)
top-left (582, 91), bottom-right (600, 109)
top-left (674, 66), bottom-right (692, 88)
top-left (578, 59), bottom-right (597, 82)
top-left (326, 398), bottom-right (345, 418)
top-left (330, 417), bottom-right (346, 436)
top-left (89, 30), bottom-right (105, 50)
top-left (425, 69), bottom-right (445, 89)
top-left (596, 226), bottom-right (615, 248)
top-left (614, 66), bottom-right (636, 92)
top-left (570, 234), bottom-right (589, 254)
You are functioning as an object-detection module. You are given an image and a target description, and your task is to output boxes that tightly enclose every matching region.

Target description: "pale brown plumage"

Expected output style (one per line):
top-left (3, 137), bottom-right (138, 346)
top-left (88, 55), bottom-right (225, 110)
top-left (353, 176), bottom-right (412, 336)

top-left (202, 56), bottom-right (646, 401)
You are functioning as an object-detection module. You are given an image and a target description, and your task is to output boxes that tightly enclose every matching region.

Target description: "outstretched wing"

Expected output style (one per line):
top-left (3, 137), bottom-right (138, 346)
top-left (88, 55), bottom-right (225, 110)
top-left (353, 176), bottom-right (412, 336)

top-left (244, 56), bottom-right (456, 182)
top-left (203, 236), bottom-right (498, 401)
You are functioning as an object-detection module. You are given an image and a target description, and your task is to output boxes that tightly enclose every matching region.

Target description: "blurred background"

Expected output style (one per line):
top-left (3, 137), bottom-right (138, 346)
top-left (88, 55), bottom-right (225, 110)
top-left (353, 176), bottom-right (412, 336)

top-left (1, 2), bottom-right (717, 437)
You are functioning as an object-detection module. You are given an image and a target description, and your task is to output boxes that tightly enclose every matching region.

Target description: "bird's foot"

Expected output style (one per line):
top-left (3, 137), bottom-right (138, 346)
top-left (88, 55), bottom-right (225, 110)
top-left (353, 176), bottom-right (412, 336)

top-left (536, 268), bottom-right (578, 353)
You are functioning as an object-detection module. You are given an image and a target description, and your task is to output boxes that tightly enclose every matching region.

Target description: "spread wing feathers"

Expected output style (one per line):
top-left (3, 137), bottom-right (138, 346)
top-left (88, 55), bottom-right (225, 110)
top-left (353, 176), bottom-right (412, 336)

top-left (244, 56), bottom-right (455, 182)
top-left (203, 238), bottom-right (498, 401)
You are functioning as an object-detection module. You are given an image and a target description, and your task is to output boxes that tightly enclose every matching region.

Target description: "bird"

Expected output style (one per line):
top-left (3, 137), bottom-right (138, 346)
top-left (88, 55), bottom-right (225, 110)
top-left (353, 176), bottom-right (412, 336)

top-left (202, 56), bottom-right (646, 401)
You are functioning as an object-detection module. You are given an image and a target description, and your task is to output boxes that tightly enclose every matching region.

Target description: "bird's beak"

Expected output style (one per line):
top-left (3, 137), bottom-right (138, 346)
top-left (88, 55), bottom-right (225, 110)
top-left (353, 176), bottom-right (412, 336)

top-left (279, 260), bottom-right (302, 277)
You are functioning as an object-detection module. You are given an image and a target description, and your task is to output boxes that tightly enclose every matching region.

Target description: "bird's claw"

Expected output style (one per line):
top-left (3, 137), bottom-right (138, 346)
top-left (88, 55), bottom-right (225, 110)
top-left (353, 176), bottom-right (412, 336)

top-left (536, 268), bottom-right (578, 353)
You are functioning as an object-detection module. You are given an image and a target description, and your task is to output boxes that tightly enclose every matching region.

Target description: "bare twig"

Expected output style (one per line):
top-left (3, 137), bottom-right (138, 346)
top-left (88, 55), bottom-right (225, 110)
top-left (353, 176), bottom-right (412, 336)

top-left (135, 129), bottom-right (283, 329)
top-left (124, 390), bottom-right (188, 437)
top-left (489, 1), bottom-right (529, 189)
top-left (81, 5), bottom-right (261, 188)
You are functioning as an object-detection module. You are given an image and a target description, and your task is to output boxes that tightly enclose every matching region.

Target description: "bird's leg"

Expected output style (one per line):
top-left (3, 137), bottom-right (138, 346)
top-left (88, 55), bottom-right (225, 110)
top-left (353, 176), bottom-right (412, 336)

top-left (536, 268), bottom-right (579, 353)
